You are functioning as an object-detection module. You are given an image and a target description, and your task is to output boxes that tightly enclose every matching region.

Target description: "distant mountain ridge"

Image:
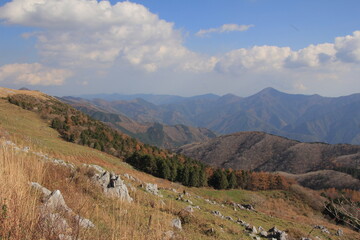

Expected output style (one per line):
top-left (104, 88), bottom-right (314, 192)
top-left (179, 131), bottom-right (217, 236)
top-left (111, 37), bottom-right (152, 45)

top-left (76, 93), bottom-right (220, 105)
top-left (68, 88), bottom-right (360, 145)
top-left (61, 96), bottom-right (216, 149)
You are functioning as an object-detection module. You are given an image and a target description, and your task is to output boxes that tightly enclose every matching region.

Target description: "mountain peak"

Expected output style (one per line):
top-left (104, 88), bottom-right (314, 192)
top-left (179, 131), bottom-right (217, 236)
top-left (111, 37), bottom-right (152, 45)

top-left (258, 87), bottom-right (282, 95)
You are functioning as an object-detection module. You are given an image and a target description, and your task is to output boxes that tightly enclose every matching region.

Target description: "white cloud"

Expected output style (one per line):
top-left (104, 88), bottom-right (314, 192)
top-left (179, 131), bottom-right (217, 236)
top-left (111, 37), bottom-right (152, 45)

top-left (215, 45), bottom-right (292, 73)
top-left (0, 63), bottom-right (72, 85)
top-left (196, 24), bottom-right (254, 37)
top-left (0, 0), bottom-right (209, 72)
top-left (335, 30), bottom-right (360, 63)
top-left (285, 43), bottom-right (336, 68)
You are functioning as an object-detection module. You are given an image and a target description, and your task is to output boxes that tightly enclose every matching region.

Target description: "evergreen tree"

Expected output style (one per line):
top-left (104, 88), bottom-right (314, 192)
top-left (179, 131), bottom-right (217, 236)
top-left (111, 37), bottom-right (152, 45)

top-left (143, 155), bottom-right (157, 174)
top-left (157, 158), bottom-right (171, 180)
top-left (189, 166), bottom-right (200, 187)
top-left (227, 171), bottom-right (238, 189)
top-left (209, 169), bottom-right (229, 189)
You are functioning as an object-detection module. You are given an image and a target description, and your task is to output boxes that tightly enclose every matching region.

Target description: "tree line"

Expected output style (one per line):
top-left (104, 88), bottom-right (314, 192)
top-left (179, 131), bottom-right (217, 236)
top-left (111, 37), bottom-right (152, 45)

top-left (126, 152), bottom-right (292, 190)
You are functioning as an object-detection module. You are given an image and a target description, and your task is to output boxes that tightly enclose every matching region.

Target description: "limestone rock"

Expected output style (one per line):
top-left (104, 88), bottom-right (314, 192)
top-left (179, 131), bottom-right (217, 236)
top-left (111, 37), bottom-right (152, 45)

top-left (44, 190), bottom-right (71, 213)
top-left (211, 210), bottom-right (223, 218)
top-left (171, 218), bottom-right (182, 230)
top-left (93, 171), bottom-right (133, 202)
top-left (260, 230), bottom-right (268, 237)
top-left (242, 204), bottom-right (255, 210)
top-left (30, 182), bottom-right (95, 233)
top-left (162, 230), bottom-right (175, 240)
top-left (246, 225), bottom-right (257, 234)
top-left (75, 215), bottom-right (95, 228)
top-left (268, 227), bottom-right (288, 240)
top-left (31, 182), bottom-right (51, 197)
top-left (314, 225), bottom-right (330, 234)
top-left (184, 206), bottom-right (194, 213)
top-left (336, 229), bottom-right (343, 236)
top-left (145, 183), bottom-right (160, 196)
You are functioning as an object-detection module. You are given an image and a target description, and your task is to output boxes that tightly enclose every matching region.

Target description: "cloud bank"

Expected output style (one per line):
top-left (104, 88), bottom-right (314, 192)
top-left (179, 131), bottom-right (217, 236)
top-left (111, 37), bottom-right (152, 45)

top-left (0, 63), bottom-right (72, 86)
top-left (0, 0), bottom-right (211, 72)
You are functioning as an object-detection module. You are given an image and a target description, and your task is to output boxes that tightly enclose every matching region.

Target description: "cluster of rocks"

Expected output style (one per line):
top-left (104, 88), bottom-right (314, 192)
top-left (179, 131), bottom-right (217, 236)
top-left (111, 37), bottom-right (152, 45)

top-left (3, 140), bottom-right (76, 169)
top-left (210, 211), bottom-right (289, 240)
top-left (243, 225), bottom-right (289, 240)
top-left (314, 225), bottom-right (330, 234)
top-left (86, 164), bottom-right (133, 202)
top-left (267, 227), bottom-right (288, 240)
top-left (210, 210), bottom-right (235, 222)
top-left (123, 173), bottom-right (142, 183)
top-left (231, 202), bottom-right (255, 211)
top-left (204, 198), bottom-right (218, 205)
top-left (31, 182), bottom-right (94, 240)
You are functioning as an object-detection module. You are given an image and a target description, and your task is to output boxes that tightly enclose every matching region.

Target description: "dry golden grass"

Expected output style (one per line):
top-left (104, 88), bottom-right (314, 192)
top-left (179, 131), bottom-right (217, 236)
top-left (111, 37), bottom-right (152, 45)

top-left (0, 141), bottom-right (44, 239)
top-left (0, 87), bottom-right (49, 100)
top-left (0, 139), bottom-right (180, 240)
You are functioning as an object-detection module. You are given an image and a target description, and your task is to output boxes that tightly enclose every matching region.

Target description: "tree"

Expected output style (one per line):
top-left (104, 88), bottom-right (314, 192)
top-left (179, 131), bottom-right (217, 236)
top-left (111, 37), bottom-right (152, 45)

top-left (157, 158), bottom-right (171, 180)
top-left (143, 155), bottom-right (157, 174)
top-left (188, 166), bottom-right (200, 187)
top-left (209, 169), bottom-right (228, 189)
top-left (227, 171), bottom-right (238, 189)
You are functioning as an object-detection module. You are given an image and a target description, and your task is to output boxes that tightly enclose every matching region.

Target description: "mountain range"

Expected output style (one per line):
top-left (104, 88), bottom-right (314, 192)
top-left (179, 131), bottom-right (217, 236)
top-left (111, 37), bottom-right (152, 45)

top-left (69, 87), bottom-right (360, 145)
top-left (61, 96), bottom-right (216, 149)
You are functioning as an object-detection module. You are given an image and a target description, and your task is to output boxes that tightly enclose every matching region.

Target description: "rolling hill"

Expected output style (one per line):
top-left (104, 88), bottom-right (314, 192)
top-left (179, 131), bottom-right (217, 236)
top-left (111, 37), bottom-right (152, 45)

top-left (177, 131), bottom-right (360, 190)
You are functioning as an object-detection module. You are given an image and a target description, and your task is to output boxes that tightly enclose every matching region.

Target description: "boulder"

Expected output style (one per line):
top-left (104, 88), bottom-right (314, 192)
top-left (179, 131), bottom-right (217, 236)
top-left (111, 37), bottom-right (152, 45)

top-left (211, 210), bottom-right (223, 218)
top-left (31, 182), bottom-right (52, 197)
top-left (260, 231), bottom-right (268, 237)
top-left (336, 229), bottom-right (343, 236)
top-left (30, 182), bottom-right (95, 233)
top-left (242, 204), bottom-right (255, 210)
top-left (184, 206), bottom-right (194, 213)
top-left (171, 218), bottom-right (182, 230)
top-left (145, 183), bottom-right (160, 196)
top-left (44, 190), bottom-right (71, 213)
top-left (75, 215), bottom-right (95, 228)
top-left (268, 227), bottom-right (288, 240)
top-left (93, 171), bottom-right (133, 202)
top-left (314, 225), bottom-right (330, 234)
top-left (246, 225), bottom-right (257, 234)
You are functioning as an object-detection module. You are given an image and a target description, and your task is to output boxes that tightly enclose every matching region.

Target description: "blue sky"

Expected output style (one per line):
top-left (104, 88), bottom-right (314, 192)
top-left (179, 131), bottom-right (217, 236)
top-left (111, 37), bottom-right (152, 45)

top-left (132, 0), bottom-right (360, 51)
top-left (1, 0), bottom-right (360, 97)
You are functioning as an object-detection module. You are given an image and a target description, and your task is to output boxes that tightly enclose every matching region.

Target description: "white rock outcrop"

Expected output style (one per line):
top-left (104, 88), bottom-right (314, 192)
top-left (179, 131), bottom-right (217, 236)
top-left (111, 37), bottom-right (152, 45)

top-left (85, 164), bottom-right (133, 202)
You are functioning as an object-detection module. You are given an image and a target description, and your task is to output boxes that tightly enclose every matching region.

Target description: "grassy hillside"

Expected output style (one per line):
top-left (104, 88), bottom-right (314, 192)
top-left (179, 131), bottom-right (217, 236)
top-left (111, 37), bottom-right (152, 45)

top-left (0, 89), bottom-right (359, 239)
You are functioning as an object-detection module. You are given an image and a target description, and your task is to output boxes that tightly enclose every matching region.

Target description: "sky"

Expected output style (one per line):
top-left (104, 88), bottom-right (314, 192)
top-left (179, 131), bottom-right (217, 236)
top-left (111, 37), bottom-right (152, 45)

top-left (1, 0), bottom-right (360, 97)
